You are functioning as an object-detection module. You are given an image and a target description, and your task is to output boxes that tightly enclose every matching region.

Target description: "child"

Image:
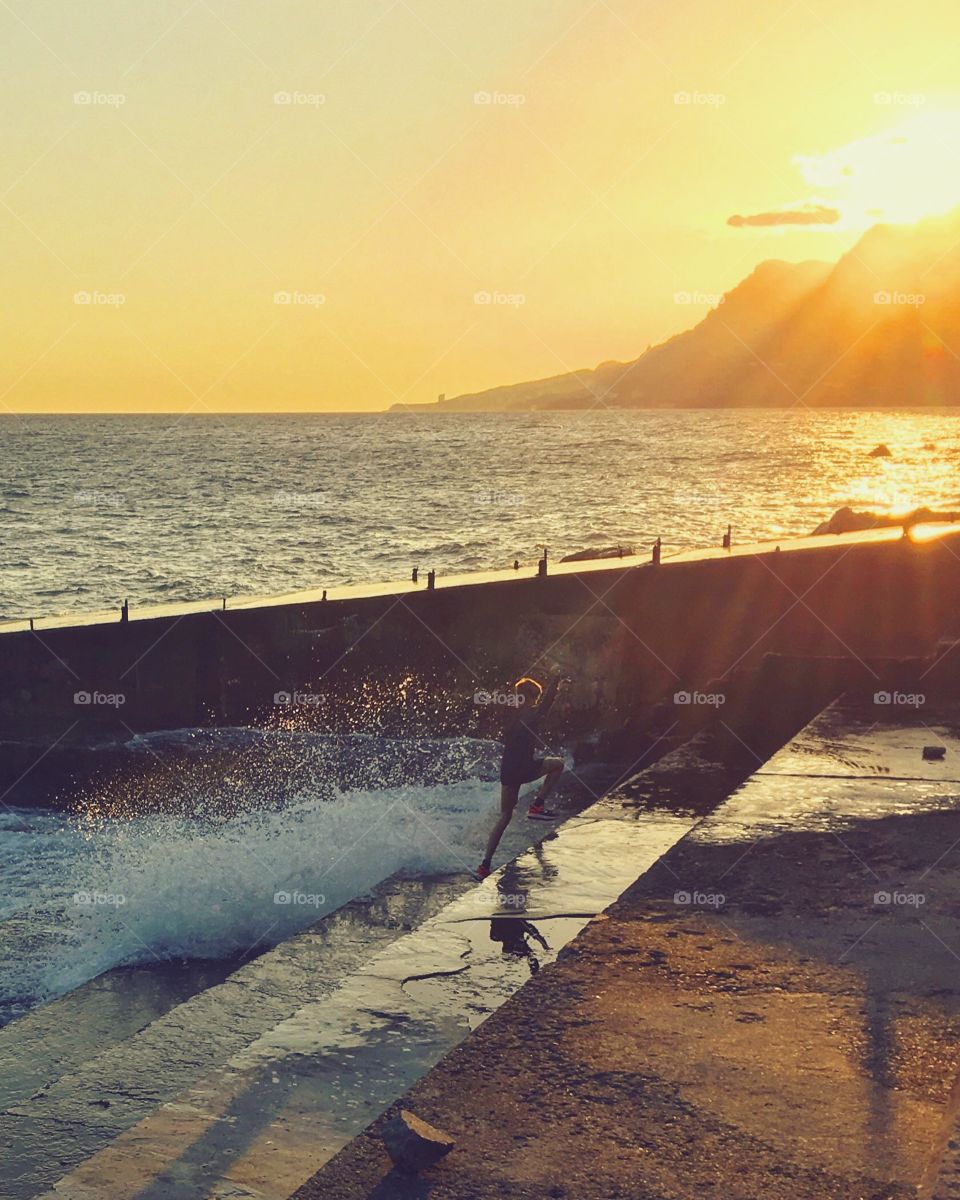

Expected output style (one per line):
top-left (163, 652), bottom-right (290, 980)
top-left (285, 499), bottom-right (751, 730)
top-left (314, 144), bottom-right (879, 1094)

top-left (477, 675), bottom-right (566, 879)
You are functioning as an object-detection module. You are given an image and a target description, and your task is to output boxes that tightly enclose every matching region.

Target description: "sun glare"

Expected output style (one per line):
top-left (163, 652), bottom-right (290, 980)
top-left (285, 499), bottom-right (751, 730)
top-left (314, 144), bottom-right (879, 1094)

top-left (797, 108), bottom-right (960, 229)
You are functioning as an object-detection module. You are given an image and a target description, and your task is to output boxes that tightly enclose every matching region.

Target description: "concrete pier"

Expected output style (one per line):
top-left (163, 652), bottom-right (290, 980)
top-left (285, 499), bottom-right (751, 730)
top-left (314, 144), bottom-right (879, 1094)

top-left (291, 698), bottom-right (960, 1199)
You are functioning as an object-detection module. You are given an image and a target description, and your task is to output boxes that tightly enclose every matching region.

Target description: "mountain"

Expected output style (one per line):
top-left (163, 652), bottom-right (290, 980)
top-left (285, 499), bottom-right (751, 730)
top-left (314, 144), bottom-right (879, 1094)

top-left (395, 209), bottom-right (960, 411)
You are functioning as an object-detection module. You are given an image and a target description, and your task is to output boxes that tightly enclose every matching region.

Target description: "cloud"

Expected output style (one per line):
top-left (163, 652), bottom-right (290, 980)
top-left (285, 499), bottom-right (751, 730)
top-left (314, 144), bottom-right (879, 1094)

top-left (727, 204), bottom-right (841, 228)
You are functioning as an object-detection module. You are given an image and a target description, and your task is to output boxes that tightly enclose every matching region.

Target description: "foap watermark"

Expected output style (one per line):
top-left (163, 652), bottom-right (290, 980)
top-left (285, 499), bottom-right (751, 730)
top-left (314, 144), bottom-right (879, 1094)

top-left (874, 90), bottom-right (926, 108)
top-left (73, 489), bottom-right (125, 508)
top-left (74, 890), bottom-right (126, 906)
top-left (274, 290), bottom-right (325, 308)
top-left (74, 91), bottom-right (126, 107)
top-left (474, 90), bottom-right (526, 107)
top-left (471, 888), bottom-right (528, 910)
top-left (274, 690), bottom-right (321, 708)
top-left (874, 690), bottom-right (925, 708)
top-left (874, 291), bottom-right (925, 307)
top-left (674, 290), bottom-right (724, 307)
top-left (674, 90), bottom-right (725, 107)
top-left (274, 90), bottom-right (325, 108)
top-left (874, 889), bottom-right (925, 907)
top-left (272, 489), bottom-right (326, 509)
top-left (474, 290), bottom-right (525, 308)
top-left (75, 291), bottom-right (125, 307)
top-left (274, 890), bottom-right (326, 907)
top-left (74, 690), bottom-right (125, 707)
top-left (474, 488), bottom-right (524, 507)
top-left (674, 690), bottom-right (725, 707)
top-left (674, 889), bottom-right (725, 909)
top-left (474, 689), bottom-right (526, 707)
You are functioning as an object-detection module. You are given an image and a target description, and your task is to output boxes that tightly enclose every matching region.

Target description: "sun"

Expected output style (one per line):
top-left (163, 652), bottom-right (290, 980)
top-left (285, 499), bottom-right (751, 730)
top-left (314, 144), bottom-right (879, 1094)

top-left (796, 108), bottom-right (960, 229)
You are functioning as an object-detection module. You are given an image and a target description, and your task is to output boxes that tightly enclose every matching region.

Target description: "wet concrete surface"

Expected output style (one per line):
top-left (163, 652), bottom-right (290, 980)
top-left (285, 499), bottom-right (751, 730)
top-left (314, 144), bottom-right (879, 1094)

top-left (290, 698), bottom-right (960, 1200)
top-left (16, 768), bottom-right (696, 1200)
top-left (0, 877), bottom-right (465, 1199)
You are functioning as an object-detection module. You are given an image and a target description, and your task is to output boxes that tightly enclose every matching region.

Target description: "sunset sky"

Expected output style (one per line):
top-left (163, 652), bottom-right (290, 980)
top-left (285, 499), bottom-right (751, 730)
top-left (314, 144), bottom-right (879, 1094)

top-left (2, 0), bottom-right (960, 412)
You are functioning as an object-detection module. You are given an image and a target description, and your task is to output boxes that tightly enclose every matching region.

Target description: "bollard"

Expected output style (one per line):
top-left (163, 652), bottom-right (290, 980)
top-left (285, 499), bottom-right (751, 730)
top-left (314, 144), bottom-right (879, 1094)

top-left (651, 538), bottom-right (662, 566)
top-left (537, 546), bottom-right (548, 577)
top-left (722, 524), bottom-right (732, 550)
top-left (427, 569), bottom-right (436, 591)
top-left (321, 590), bottom-right (327, 601)
top-left (222, 596), bottom-right (227, 611)
top-left (120, 598), bottom-right (129, 624)
top-left (412, 567), bottom-right (419, 583)
top-left (29, 617), bottom-right (34, 631)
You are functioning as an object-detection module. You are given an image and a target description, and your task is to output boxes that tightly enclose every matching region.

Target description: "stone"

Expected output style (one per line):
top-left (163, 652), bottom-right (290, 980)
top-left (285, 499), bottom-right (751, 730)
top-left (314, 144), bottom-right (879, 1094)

top-left (381, 1109), bottom-right (456, 1173)
top-left (868, 443), bottom-right (892, 457)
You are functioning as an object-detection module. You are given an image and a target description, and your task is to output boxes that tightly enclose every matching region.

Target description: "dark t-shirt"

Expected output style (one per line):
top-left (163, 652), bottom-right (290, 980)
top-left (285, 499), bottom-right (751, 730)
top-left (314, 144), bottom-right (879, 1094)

top-left (500, 709), bottom-right (542, 776)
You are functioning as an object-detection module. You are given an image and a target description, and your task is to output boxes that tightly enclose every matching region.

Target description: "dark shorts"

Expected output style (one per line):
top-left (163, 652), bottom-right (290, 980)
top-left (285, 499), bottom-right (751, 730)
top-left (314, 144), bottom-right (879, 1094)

top-left (500, 757), bottom-right (547, 787)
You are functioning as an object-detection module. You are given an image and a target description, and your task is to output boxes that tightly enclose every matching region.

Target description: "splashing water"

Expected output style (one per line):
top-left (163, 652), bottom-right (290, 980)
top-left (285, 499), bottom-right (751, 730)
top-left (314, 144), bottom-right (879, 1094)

top-left (0, 732), bottom-right (507, 1024)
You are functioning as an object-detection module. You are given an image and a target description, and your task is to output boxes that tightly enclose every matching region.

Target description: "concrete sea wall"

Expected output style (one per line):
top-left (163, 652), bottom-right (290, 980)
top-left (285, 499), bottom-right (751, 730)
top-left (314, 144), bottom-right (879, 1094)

top-left (3, 530), bottom-right (960, 763)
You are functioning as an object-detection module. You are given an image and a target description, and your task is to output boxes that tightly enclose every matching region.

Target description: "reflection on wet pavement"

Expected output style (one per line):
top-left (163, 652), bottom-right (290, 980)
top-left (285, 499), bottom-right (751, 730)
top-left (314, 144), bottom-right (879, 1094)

top-left (35, 809), bottom-right (695, 1200)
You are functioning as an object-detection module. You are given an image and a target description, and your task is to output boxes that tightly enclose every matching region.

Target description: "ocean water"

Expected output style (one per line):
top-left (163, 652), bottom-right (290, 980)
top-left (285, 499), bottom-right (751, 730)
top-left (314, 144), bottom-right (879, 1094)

top-left (0, 731), bottom-right (509, 1024)
top-left (2, 409), bottom-right (960, 621)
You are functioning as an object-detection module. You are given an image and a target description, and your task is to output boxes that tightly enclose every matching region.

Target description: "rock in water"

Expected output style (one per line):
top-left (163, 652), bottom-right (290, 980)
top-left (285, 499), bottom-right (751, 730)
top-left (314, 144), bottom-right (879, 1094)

top-left (812, 505), bottom-right (960, 536)
top-left (560, 544), bottom-right (635, 563)
top-left (381, 1109), bottom-right (456, 1173)
top-left (868, 443), bottom-right (892, 457)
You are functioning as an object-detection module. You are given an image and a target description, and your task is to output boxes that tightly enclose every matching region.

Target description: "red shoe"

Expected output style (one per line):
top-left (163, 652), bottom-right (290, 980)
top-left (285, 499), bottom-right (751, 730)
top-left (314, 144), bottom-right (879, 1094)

top-left (476, 863), bottom-right (491, 880)
top-left (527, 803), bottom-right (557, 820)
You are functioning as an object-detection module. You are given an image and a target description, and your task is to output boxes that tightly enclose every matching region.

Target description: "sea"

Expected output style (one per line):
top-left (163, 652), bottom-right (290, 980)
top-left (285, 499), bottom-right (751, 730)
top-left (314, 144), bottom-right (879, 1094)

top-left (2, 407), bottom-right (959, 1023)
top-left (3, 408), bottom-right (960, 622)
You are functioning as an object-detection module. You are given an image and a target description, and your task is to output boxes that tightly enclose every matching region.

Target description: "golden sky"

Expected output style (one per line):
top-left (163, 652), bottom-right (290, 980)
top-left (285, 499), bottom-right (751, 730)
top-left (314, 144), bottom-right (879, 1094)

top-left (2, 0), bottom-right (959, 412)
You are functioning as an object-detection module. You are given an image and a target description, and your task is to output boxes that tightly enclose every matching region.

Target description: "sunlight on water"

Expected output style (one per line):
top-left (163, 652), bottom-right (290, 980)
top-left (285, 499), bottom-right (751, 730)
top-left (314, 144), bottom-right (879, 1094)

top-left (2, 410), bottom-right (959, 620)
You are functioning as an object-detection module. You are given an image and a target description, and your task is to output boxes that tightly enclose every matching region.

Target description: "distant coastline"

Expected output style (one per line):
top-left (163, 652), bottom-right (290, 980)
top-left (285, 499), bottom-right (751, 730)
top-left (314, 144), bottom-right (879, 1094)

top-left (394, 210), bottom-right (960, 415)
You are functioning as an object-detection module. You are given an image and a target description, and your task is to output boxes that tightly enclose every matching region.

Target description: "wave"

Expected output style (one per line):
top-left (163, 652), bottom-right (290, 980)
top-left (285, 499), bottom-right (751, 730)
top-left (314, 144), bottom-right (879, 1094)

top-left (0, 737), bottom-right (502, 1023)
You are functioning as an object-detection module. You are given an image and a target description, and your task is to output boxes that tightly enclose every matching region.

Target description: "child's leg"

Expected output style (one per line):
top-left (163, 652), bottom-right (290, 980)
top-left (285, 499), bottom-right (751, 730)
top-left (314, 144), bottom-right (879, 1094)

top-left (480, 784), bottom-right (519, 869)
top-left (533, 757), bottom-right (564, 803)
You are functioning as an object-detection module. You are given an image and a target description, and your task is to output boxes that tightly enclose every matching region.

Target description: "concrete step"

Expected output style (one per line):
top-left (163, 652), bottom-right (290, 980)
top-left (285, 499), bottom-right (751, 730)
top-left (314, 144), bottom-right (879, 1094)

top-left (31, 801), bottom-right (699, 1200)
top-left (0, 876), bottom-right (464, 1199)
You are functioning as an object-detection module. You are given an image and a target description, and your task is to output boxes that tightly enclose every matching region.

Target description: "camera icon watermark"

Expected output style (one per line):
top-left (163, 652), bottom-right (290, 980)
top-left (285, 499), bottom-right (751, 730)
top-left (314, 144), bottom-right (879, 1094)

top-left (874, 91), bottom-right (926, 107)
top-left (74, 690), bottom-right (126, 707)
top-left (272, 489), bottom-right (326, 508)
top-left (873, 890), bottom-right (925, 907)
top-left (874, 291), bottom-right (925, 307)
top-left (274, 690), bottom-right (322, 708)
top-left (673, 889), bottom-right (725, 908)
top-left (673, 690), bottom-right (725, 707)
top-left (73, 489), bottom-right (125, 508)
top-left (873, 690), bottom-right (925, 708)
top-left (74, 91), bottom-right (126, 108)
top-left (473, 290), bottom-right (526, 308)
top-left (474, 488), bottom-right (525, 507)
top-left (273, 91), bottom-right (325, 108)
top-left (274, 290), bottom-right (325, 308)
top-left (74, 291), bottom-right (125, 307)
top-left (474, 689), bottom-right (526, 707)
top-left (674, 290), bottom-right (724, 307)
top-left (74, 890), bottom-right (126, 906)
top-left (674, 90), bottom-right (725, 107)
top-left (473, 90), bottom-right (526, 107)
top-left (274, 890), bottom-right (326, 907)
